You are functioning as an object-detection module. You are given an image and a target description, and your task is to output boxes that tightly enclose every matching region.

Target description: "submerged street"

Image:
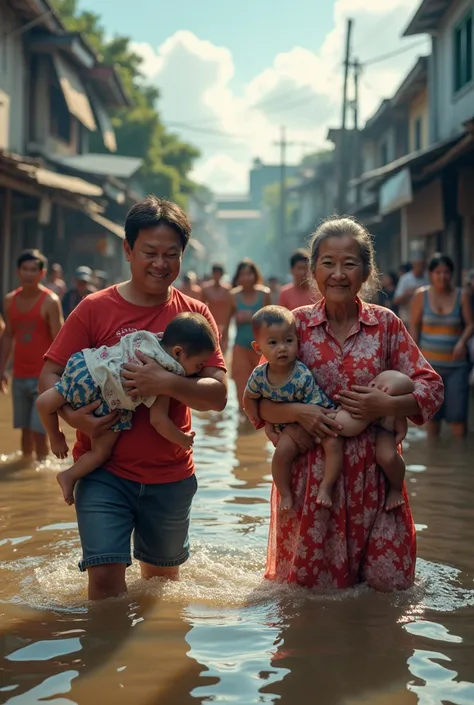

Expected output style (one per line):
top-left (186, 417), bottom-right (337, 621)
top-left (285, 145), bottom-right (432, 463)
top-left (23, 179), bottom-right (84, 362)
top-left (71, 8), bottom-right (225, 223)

top-left (0, 390), bottom-right (473, 705)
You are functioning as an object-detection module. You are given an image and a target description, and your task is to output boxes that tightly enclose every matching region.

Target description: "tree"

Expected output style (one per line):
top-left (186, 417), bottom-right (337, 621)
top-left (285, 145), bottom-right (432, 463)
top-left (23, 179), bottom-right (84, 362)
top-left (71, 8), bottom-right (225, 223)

top-left (51, 0), bottom-right (200, 203)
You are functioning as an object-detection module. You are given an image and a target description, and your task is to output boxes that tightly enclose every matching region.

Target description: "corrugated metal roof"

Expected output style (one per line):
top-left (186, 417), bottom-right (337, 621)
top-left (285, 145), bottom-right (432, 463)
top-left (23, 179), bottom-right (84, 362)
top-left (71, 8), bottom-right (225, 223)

top-left (50, 153), bottom-right (143, 178)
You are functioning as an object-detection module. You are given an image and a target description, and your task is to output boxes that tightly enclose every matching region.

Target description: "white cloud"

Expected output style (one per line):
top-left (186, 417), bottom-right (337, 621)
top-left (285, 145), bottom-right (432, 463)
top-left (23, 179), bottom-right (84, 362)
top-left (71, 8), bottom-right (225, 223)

top-left (132, 0), bottom-right (429, 193)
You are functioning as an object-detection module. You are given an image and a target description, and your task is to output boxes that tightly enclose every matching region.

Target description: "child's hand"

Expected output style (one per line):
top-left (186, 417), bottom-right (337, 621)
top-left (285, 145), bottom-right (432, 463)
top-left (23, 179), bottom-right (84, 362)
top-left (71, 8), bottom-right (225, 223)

top-left (394, 417), bottom-right (408, 445)
top-left (181, 431), bottom-right (196, 450)
top-left (51, 432), bottom-right (69, 459)
top-left (264, 422), bottom-right (280, 447)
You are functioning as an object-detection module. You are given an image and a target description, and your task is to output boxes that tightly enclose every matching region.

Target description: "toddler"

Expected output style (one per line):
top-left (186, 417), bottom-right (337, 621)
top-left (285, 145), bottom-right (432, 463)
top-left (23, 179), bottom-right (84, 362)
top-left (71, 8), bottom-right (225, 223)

top-left (37, 313), bottom-right (217, 505)
top-left (243, 306), bottom-right (414, 513)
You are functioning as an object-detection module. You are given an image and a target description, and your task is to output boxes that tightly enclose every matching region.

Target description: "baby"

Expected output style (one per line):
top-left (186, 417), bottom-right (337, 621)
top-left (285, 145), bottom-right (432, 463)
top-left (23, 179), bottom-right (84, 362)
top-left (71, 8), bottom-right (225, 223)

top-left (36, 313), bottom-right (217, 505)
top-left (242, 306), bottom-right (414, 513)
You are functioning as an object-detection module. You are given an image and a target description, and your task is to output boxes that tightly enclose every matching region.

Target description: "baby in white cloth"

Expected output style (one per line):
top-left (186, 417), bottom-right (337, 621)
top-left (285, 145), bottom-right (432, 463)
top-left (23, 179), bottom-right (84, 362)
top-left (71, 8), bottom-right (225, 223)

top-left (36, 313), bottom-right (217, 504)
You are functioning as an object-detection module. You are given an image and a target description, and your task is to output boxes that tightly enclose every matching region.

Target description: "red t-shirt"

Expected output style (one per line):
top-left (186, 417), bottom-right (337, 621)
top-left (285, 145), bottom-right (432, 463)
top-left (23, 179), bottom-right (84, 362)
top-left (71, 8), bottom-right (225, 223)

top-left (45, 286), bottom-right (226, 484)
top-left (278, 284), bottom-right (316, 311)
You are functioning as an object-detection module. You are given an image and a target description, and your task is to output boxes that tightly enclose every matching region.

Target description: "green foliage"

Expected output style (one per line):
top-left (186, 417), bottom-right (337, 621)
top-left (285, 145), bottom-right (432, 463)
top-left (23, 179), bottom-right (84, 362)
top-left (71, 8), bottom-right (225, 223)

top-left (51, 0), bottom-right (200, 202)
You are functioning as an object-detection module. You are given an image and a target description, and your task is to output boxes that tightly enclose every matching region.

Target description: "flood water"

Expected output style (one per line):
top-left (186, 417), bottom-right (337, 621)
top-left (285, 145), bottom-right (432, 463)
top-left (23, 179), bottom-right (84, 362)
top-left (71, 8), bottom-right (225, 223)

top-left (1, 385), bottom-right (474, 705)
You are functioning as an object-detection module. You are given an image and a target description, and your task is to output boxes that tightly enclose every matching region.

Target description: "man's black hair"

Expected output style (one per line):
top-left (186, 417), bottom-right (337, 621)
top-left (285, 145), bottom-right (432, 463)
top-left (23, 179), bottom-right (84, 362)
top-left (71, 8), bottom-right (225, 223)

top-left (124, 196), bottom-right (192, 250)
top-left (252, 305), bottom-right (296, 337)
top-left (161, 313), bottom-right (217, 357)
top-left (290, 248), bottom-right (310, 269)
top-left (16, 249), bottom-right (47, 271)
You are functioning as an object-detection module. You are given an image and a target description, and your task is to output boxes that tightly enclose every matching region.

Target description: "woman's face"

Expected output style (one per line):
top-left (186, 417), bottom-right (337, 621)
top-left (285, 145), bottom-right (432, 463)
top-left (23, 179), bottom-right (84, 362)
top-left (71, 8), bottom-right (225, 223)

top-left (313, 236), bottom-right (367, 304)
top-left (430, 263), bottom-right (453, 291)
top-left (238, 265), bottom-right (257, 289)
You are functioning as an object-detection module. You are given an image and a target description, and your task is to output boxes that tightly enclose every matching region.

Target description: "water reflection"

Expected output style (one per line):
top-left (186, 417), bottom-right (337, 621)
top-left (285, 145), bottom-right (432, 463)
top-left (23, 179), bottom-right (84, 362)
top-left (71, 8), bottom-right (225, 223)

top-left (0, 393), bottom-right (474, 704)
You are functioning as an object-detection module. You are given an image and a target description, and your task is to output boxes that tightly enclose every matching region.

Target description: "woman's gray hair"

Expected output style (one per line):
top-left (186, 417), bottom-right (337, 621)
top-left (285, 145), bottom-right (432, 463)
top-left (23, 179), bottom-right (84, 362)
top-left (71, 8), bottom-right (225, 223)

top-left (308, 216), bottom-right (380, 299)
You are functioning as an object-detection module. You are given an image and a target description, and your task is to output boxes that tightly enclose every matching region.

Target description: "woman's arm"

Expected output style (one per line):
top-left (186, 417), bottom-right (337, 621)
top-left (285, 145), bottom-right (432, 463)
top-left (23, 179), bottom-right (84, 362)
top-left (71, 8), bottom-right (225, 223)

top-left (259, 400), bottom-right (342, 438)
top-left (409, 289), bottom-right (424, 343)
top-left (342, 312), bottom-right (443, 425)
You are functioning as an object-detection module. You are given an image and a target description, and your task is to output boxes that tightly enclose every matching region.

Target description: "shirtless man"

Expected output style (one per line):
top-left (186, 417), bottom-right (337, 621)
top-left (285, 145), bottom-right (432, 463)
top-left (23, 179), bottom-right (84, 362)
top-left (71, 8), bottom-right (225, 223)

top-left (0, 250), bottom-right (63, 460)
top-left (202, 264), bottom-right (232, 353)
top-left (180, 271), bottom-right (203, 301)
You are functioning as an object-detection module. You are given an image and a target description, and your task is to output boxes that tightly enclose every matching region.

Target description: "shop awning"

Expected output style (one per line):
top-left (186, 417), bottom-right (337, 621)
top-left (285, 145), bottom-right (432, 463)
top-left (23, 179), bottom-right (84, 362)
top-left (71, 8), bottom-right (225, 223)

top-left (350, 133), bottom-right (465, 189)
top-left (32, 167), bottom-right (103, 197)
top-left (53, 54), bottom-right (97, 132)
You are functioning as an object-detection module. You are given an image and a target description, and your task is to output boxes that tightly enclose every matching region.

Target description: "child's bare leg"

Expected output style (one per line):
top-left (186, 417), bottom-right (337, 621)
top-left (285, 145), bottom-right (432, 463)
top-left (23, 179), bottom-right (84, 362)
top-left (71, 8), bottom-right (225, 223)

top-left (375, 429), bottom-right (405, 511)
top-left (272, 428), bottom-right (299, 511)
top-left (36, 388), bottom-right (69, 459)
top-left (149, 396), bottom-right (195, 449)
top-left (317, 436), bottom-right (344, 508)
top-left (57, 431), bottom-right (119, 505)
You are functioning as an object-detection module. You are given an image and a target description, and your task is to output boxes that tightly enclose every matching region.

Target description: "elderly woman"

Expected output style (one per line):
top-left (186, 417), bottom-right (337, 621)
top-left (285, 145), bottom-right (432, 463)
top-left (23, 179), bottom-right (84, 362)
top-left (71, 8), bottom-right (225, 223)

top-left (259, 217), bottom-right (443, 591)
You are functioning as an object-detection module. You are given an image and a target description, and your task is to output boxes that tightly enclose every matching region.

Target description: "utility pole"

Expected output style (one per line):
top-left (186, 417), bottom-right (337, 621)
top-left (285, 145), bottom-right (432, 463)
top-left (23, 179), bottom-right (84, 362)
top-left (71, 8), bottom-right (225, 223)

top-left (275, 125), bottom-right (287, 244)
top-left (337, 18), bottom-right (353, 214)
top-left (352, 57), bottom-right (362, 208)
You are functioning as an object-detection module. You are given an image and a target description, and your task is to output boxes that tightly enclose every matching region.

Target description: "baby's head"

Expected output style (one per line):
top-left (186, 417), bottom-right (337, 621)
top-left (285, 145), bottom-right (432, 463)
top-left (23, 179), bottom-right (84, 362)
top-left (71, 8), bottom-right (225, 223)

top-left (251, 306), bottom-right (298, 368)
top-left (161, 313), bottom-right (217, 376)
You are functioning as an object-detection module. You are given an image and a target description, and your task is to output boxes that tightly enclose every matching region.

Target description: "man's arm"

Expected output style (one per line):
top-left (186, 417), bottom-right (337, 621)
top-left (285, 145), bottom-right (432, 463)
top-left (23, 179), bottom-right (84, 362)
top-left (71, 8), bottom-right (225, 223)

top-left (39, 359), bottom-right (118, 436)
top-left (393, 277), bottom-right (414, 307)
top-left (45, 294), bottom-right (64, 339)
top-left (157, 366), bottom-right (227, 412)
top-left (0, 296), bottom-right (13, 386)
top-left (122, 358), bottom-right (227, 412)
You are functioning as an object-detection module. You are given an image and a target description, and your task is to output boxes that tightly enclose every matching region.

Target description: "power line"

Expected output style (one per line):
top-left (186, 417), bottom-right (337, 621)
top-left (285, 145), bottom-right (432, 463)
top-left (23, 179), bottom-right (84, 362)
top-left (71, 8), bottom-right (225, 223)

top-left (165, 121), bottom-right (247, 140)
top-left (361, 39), bottom-right (429, 67)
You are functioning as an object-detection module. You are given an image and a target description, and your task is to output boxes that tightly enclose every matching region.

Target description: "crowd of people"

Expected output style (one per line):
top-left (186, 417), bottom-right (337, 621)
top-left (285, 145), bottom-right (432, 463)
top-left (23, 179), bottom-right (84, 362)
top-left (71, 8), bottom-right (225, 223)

top-left (0, 195), bottom-right (472, 600)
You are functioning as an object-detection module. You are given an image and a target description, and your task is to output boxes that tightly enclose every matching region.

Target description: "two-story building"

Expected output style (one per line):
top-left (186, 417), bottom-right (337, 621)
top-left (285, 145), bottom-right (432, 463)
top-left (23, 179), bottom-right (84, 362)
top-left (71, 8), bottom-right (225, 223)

top-left (0, 0), bottom-right (131, 296)
top-left (287, 154), bottom-right (335, 253)
top-left (353, 0), bottom-right (474, 279)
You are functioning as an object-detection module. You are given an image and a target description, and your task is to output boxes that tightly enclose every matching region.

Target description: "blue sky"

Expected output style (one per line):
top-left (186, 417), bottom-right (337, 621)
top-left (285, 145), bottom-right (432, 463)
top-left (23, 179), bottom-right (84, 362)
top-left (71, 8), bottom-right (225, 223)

top-left (77, 0), bottom-right (428, 192)
top-left (78, 0), bottom-right (334, 88)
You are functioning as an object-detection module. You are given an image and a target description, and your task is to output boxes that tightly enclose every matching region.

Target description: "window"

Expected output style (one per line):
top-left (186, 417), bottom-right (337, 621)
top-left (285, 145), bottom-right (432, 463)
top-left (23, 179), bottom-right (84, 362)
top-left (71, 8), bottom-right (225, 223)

top-left (380, 141), bottom-right (389, 167)
top-left (454, 11), bottom-right (473, 92)
top-left (414, 117), bottom-right (422, 151)
top-left (49, 82), bottom-right (71, 143)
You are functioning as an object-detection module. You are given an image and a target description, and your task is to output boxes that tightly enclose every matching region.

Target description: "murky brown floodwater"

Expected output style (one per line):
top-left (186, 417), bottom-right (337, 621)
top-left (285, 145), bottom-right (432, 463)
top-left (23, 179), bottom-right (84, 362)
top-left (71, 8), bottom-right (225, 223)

top-left (0, 383), bottom-right (474, 705)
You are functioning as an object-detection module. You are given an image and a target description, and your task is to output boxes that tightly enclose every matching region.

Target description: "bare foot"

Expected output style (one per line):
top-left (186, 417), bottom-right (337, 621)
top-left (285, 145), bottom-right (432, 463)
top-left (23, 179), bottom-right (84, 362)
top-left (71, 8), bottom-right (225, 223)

top-left (279, 492), bottom-right (293, 512)
top-left (316, 486), bottom-right (333, 509)
top-left (56, 472), bottom-right (76, 506)
top-left (51, 432), bottom-right (69, 460)
top-left (385, 488), bottom-right (405, 512)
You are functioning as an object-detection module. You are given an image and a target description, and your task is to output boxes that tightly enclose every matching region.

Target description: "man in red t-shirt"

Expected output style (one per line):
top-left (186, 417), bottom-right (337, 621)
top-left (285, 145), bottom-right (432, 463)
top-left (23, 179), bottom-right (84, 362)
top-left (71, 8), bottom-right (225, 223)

top-left (278, 249), bottom-right (319, 311)
top-left (39, 197), bottom-right (227, 600)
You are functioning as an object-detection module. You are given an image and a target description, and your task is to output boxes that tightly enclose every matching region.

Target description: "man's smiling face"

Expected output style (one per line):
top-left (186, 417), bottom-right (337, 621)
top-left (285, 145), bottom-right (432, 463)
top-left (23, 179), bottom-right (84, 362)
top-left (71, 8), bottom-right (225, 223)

top-left (124, 225), bottom-right (183, 295)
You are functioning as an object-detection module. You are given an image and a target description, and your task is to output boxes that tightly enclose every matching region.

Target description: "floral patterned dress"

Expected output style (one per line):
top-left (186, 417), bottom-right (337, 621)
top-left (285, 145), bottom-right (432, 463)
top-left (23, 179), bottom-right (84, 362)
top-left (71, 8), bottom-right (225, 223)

top-left (265, 298), bottom-right (444, 591)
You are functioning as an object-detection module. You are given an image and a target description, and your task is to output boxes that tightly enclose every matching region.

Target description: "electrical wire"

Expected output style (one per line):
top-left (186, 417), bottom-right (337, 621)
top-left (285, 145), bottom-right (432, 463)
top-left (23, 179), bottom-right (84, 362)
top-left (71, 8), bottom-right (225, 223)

top-left (361, 39), bottom-right (430, 66)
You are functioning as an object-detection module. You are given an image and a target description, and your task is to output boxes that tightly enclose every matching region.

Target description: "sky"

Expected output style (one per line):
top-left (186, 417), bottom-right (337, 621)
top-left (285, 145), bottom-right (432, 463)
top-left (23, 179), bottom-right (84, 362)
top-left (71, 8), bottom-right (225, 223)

top-left (78, 0), bottom-right (430, 194)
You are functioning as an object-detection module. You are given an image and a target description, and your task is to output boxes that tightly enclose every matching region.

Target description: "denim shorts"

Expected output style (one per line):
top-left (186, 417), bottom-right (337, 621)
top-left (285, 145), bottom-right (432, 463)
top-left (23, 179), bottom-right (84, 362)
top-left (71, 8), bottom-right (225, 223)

top-left (55, 351), bottom-right (133, 432)
top-left (433, 364), bottom-right (470, 424)
top-left (75, 467), bottom-right (198, 572)
top-left (12, 377), bottom-right (45, 434)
